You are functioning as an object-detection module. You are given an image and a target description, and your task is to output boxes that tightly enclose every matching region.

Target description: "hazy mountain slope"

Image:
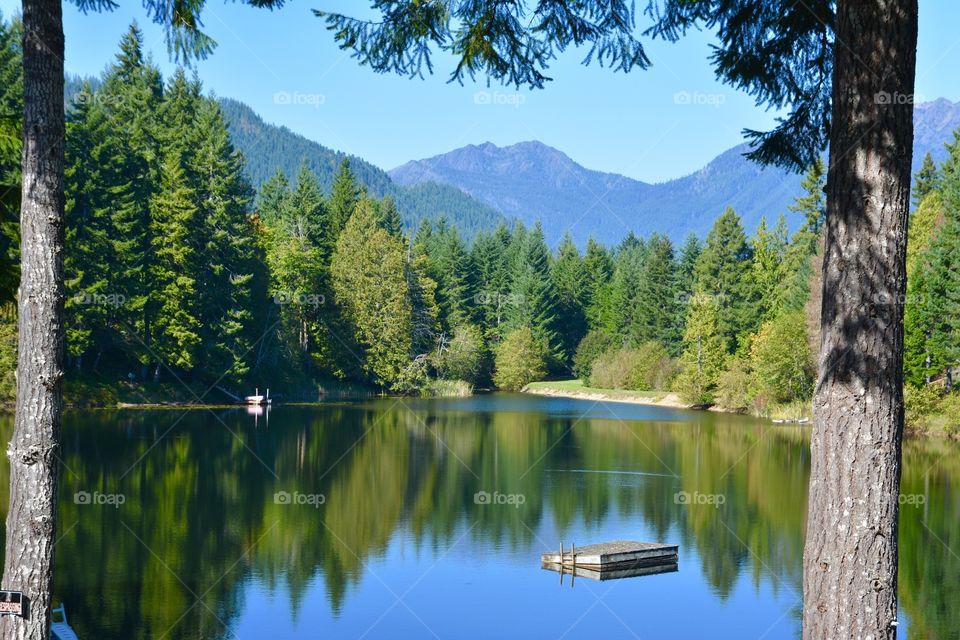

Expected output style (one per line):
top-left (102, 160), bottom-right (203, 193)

top-left (219, 99), bottom-right (506, 238)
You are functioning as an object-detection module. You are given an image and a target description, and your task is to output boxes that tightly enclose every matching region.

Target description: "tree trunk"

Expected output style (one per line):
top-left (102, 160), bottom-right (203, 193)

top-left (0, 1), bottom-right (65, 639)
top-left (802, 1), bottom-right (917, 639)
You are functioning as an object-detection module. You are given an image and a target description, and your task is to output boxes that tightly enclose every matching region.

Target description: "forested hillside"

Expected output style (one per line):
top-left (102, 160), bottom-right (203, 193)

top-left (219, 99), bottom-right (506, 239)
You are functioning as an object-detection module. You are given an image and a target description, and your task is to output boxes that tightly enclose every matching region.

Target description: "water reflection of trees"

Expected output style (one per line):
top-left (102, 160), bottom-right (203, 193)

top-left (0, 404), bottom-right (956, 639)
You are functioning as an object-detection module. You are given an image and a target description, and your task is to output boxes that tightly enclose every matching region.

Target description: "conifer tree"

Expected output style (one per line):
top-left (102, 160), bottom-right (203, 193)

top-left (693, 207), bottom-right (754, 352)
top-left (149, 150), bottom-right (201, 375)
top-left (504, 222), bottom-right (558, 355)
top-left (912, 151), bottom-right (939, 208)
top-left (377, 195), bottom-right (403, 237)
top-left (64, 86), bottom-right (114, 367)
top-left (429, 220), bottom-right (474, 330)
top-left (634, 233), bottom-right (681, 353)
top-left (674, 293), bottom-right (726, 405)
top-left (749, 216), bottom-right (788, 322)
top-left (191, 99), bottom-right (258, 382)
top-left (328, 158), bottom-right (359, 240)
top-left (606, 241), bottom-right (644, 339)
top-left (550, 233), bottom-right (588, 360)
top-left (470, 225), bottom-right (511, 341)
top-left (0, 15), bottom-right (21, 304)
top-left (330, 198), bottom-right (413, 388)
top-left (582, 237), bottom-right (613, 329)
top-left (256, 169), bottom-right (290, 224)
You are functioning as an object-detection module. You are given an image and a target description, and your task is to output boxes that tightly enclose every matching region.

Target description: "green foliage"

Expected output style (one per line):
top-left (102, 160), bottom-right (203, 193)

top-left (748, 311), bottom-right (814, 406)
top-left (551, 233), bottom-right (588, 359)
top-left (903, 384), bottom-right (942, 434)
top-left (572, 330), bottom-right (614, 380)
top-left (503, 222), bottom-right (559, 357)
top-left (715, 357), bottom-right (753, 411)
top-left (434, 324), bottom-right (487, 386)
top-left (219, 98), bottom-right (505, 240)
top-left (693, 207), bottom-right (755, 352)
top-left (674, 293), bottom-right (726, 405)
top-left (913, 152), bottom-right (939, 208)
top-left (588, 341), bottom-right (676, 392)
top-left (939, 392), bottom-right (960, 437)
top-left (330, 198), bottom-right (413, 389)
top-left (493, 327), bottom-right (547, 391)
top-left (0, 304), bottom-right (15, 401)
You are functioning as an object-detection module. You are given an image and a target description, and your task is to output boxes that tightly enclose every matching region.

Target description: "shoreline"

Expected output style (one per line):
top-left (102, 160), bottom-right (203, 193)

top-left (521, 384), bottom-right (694, 410)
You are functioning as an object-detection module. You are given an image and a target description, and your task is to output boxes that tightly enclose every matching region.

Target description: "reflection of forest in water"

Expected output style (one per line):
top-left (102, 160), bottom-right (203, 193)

top-left (0, 398), bottom-right (956, 638)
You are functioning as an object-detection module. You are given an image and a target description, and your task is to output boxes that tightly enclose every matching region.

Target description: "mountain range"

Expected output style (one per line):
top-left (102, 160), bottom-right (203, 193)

top-left (218, 96), bottom-right (960, 246)
top-left (389, 98), bottom-right (960, 245)
top-left (219, 99), bottom-right (506, 239)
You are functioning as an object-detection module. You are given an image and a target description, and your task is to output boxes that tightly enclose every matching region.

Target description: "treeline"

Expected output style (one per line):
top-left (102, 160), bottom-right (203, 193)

top-left (0, 19), bottom-right (827, 402)
top-left (903, 140), bottom-right (960, 433)
top-left (5, 18), bottom-right (960, 417)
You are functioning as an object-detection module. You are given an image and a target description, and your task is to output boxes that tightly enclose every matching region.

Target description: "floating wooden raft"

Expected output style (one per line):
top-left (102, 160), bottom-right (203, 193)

top-left (541, 540), bottom-right (678, 574)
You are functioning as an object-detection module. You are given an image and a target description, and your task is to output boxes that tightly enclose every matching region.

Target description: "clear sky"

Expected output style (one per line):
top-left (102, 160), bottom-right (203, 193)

top-left (1, 1), bottom-right (958, 182)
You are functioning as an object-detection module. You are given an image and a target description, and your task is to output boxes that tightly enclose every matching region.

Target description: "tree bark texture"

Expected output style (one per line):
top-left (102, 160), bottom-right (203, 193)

top-left (803, 1), bottom-right (917, 638)
top-left (1, 0), bottom-right (65, 638)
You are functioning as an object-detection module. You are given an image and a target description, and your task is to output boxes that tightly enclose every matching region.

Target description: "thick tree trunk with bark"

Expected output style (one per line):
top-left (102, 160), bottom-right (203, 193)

top-left (802, 1), bottom-right (917, 638)
top-left (0, 1), bottom-right (65, 639)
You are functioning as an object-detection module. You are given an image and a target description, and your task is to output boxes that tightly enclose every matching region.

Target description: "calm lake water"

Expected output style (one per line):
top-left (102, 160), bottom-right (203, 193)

top-left (0, 394), bottom-right (958, 639)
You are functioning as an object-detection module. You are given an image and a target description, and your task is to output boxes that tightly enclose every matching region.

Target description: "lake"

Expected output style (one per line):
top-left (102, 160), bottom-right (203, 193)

top-left (0, 394), bottom-right (957, 639)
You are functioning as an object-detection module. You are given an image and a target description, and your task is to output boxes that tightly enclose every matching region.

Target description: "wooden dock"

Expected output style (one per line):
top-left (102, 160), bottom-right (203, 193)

top-left (541, 540), bottom-right (678, 569)
top-left (541, 559), bottom-right (678, 581)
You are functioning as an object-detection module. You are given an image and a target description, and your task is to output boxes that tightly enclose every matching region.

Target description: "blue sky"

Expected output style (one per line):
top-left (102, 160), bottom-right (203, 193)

top-left (2, 1), bottom-right (959, 182)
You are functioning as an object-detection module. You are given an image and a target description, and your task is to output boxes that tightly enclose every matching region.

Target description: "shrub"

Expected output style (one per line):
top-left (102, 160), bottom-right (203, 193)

top-left (573, 330), bottom-right (614, 380)
top-left (494, 327), bottom-right (547, 391)
top-left (716, 357), bottom-right (753, 411)
top-left (588, 348), bottom-right (639, 389)
top-left (904, 384), bottom-right (942, 434)
top-left (939, 391), bottom-right (960, 437)
top-left (587, 342), bottom-right (677, 391)
top-left (749, 311), bottom-right (814, 404)
top-left (631, 341), bottom-right (677, 391)
top-left (423, 379), bottom-right (473, 397)
top-left (435, 324), bottom-right (488, 385)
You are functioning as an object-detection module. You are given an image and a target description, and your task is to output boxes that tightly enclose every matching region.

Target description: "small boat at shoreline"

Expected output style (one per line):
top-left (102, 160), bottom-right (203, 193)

top-left (245, 387), bottom-right (272, 406)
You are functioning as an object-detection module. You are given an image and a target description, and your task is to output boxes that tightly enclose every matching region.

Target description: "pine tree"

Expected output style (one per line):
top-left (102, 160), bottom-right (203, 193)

top-left (64, 85), bottom-right (115, 367)
top-left (191, 98), bottom-right (259, 382)
top-left (693, 207), bottom-right (754, 353)
top-left (634, 233), bottom-right (681, 353)
top-left (674, 293), bottom-right (726, 405)
top-left (789, 158), bottom-right (827, 237)
top-left (504, 222), bottom-right (558, 356)
top-left (749, 216), bottom-right (788, 322)
top-left (550, 233), bottom-right (588, 360)
top-left (912, 151), bottom-right (939, 208)
top-left (0, 16), bottom-right (22, 304)
top-left (429, 220), bottom-right (474, 330)
top-left (256, 169), bottom-right (290, 225)
top-left (606, 241), bottom-right (644, 339)
top-left (470, 225), bottom-right (511, 341)
top-left (330, 198), bottom-right (412, 388)
top-left (287, 162), bottom-right (329, 252)
top-left (149, 150), bottom-right (201, 374)
top-left (583, 237), bottom-right (614, 331)
top-left (328, 158), bottom-right (359, 241)
top-left (377, 194), bottom-right (403, 237)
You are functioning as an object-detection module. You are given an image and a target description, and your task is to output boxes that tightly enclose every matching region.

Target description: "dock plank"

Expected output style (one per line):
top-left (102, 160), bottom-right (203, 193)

top-left (541, 540), bottom-right (678, 568)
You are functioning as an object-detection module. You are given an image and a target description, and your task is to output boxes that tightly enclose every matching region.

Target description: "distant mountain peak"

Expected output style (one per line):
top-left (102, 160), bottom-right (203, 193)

top-left (389, 98), bottom-right (960, 246)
